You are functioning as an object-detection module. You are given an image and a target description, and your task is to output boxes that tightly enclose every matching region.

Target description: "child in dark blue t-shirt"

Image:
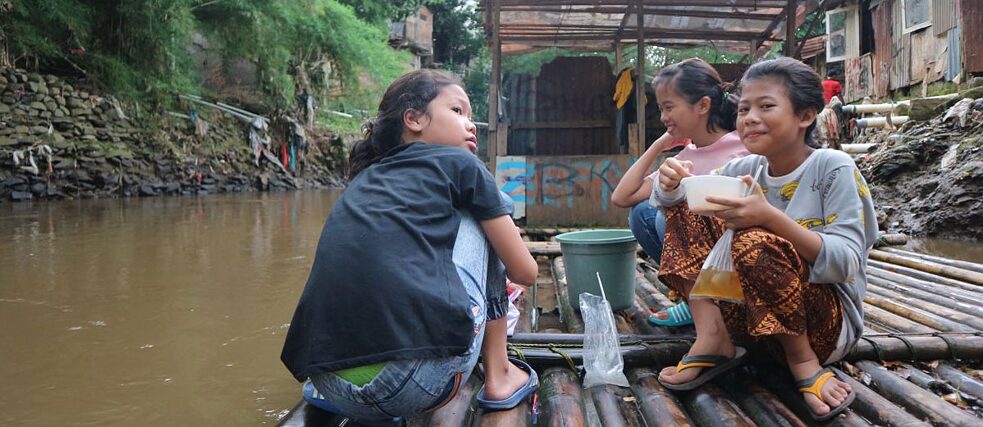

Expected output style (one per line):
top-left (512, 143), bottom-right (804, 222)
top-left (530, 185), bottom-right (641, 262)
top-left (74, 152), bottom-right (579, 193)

top-left (281, 69), bottom-right (539, 425)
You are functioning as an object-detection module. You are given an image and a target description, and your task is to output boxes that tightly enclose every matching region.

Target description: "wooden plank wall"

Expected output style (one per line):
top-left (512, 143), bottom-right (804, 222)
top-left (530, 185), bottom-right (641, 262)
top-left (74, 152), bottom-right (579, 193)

top-left (507, 155), bottom-right (631, 226)
top-left (533, 57), bottom-right (617, 156)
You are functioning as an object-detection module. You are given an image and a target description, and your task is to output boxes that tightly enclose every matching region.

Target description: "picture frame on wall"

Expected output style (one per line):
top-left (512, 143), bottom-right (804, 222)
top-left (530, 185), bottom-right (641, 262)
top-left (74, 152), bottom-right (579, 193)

top-left (902, 0), bottom-right (932, 34)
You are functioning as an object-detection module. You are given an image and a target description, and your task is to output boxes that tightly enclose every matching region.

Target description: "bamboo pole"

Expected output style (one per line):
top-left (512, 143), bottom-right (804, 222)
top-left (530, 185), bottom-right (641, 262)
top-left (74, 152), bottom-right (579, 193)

top-left (880, 247), bottom-right (983, 274)
top-left (934, 362), bottom-right (983, 401)
top-left (678, 382), bottom-right (756, 427)
top-left (627, 368), bottom-right (695, 426)
top-left (863, 304), bottom-right (938, 333)
top-left (875, 233), bottom-right (909, 247)
top-left (898, 364), bottom-right (953, 393)
top-left (634, 270), bottom-right (668, 311)
top-left (866, 286), bottom-right (983, 330)
top-left (869, 250), bottom-right (983, 285)
top-left (863, 293), bottom-right (974, 333)
top-left (640, 264), bottom-right (675, 297)
top-left (867, 266), bottom-right (983, 305)
top-left (628, 298), bottom-right (663, 335)
top-left (589, 384), bottom-right (642, 427)
top-left (828, 367), bottom-right (932, 427)
top-left (514, 281), bottom-right (533, 335)
top-left (537, 367), bottom-right (588, 426)
top-left (867, 275), bottom-right (983, 318)
top-left (722, 371), bottom-right (812, 427)
top-left (477, 400), bottom-right (530, 426)
top-left (428, 376), bottom-right (480, 426)
top-left (552, 257), bottom-right (584, 333)
top-left (276, 401), bottom-right (353, 427)
top-left (851, 360), bottom-right (980, 427)
top-left (868, 260), bottom-right (982, 295)
top-left (848, 333), bottom-right (983, 361)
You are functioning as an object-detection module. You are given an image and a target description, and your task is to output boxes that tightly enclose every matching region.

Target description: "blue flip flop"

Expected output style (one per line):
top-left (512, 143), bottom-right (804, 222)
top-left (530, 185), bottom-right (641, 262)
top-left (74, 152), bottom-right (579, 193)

top-left (476, 357), bottom-right (540, 411)
top-left (649, 302), bottom-right (694, 327)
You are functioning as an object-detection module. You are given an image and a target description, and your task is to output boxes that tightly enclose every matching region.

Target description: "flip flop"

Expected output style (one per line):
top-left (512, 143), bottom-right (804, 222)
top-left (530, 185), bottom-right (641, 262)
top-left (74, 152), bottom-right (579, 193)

top-left (796, 368), bottom-right (856, 421)
top-left (476, 357), bottom-right (540, 411)
top-left (658, 346), bottom-right (747, 391)
top-left (648, 302), bottom-right (694, 327)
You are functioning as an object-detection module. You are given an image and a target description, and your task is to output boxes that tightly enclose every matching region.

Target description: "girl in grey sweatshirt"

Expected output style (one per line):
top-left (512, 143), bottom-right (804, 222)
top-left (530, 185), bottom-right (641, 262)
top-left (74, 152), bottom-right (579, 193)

top-left (651, 58), bottom-right (876, 422)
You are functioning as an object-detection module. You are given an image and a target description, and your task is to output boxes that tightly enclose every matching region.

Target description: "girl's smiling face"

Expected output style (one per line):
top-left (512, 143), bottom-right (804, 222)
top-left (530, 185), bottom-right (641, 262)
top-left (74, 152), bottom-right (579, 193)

top-left (656, 82), bottom-right (710, 139)
top-left (736, 77), bottom-right (817, 157)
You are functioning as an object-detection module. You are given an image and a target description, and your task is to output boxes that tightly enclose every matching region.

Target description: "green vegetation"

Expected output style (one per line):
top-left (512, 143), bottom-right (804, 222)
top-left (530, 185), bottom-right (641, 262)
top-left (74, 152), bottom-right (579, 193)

top-left (1, 0), bottom-right (414, 112)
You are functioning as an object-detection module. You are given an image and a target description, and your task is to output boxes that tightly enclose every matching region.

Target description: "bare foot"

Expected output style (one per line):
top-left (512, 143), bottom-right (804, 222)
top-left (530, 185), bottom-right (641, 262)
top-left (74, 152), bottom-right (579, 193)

top-left (482, 360), bottom-right (531, 401)
top-left (787, 361), bottom-right (852, 416)
top-left (658, 336), bottom-right (735, 385)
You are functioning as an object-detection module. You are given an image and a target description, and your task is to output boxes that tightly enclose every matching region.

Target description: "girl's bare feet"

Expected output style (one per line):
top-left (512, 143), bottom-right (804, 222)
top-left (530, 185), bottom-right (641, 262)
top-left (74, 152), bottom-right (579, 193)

top-left (778, 334), bottom-right (852, 417)
top-left (482, 360), bottom-right (531, 400)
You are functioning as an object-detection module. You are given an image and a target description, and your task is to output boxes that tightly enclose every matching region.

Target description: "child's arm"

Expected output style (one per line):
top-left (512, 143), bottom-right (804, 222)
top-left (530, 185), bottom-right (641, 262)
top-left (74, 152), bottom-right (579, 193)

top-left (481, 215), bottom-right (538, 286)
top-left (611, 132), bottom-right (684, 208)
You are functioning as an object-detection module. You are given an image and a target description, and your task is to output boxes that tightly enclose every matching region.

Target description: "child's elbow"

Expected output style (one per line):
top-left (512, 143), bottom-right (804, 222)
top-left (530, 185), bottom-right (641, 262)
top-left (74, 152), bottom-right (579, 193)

top-left (610, 194), bottom-right (631, 209)
top-left (509, 259), bottom-right (539, 286)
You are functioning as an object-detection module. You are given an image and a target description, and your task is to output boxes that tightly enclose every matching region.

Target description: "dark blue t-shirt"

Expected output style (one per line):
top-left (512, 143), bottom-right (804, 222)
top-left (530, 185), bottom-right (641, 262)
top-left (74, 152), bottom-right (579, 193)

top-left (281, 142), bottom-right (510, 380)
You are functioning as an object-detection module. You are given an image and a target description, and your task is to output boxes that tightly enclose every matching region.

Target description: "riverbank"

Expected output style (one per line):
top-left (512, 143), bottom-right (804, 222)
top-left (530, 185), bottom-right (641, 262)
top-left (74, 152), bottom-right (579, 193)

top-left (0, 67), bottom-right (348, 202)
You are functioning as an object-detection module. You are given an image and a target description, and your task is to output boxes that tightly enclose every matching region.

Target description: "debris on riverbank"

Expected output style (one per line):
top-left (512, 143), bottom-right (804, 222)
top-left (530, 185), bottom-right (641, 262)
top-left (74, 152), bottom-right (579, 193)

top-left (858, 96), bottom-right (983, 240)
top-left (0, 67), bottom-right (347, 202)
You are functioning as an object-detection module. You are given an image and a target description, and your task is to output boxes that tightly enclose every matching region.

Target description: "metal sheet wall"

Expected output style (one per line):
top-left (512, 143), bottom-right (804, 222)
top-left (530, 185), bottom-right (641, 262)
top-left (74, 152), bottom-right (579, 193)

top-left (946, 23), bottom-right (961, 81)
top-left (871, 1), bottom-right (893, 97)
top-left (506, 74), bottom-right (537, 156)
top-left (890, 0), bottom-right (912, 90)
top-left (933, 0), bottom-right (957, 36)
top-left (533, 57), bottom-right (616, 156)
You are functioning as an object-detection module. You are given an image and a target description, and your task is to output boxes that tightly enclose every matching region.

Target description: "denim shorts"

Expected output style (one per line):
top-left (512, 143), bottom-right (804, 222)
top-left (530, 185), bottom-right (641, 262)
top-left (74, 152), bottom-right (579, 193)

top-left (309, 204), bottom-right (510, 425)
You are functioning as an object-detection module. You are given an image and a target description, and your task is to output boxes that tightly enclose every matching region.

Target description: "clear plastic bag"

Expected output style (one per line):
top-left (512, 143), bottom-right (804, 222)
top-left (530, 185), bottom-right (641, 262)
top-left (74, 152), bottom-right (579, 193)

top-left (689, 229), bottom-right (745, 303)
top-left (579, 292), bottom-right (630, 388)
top-left (689, 165), bottom-right (763, 304)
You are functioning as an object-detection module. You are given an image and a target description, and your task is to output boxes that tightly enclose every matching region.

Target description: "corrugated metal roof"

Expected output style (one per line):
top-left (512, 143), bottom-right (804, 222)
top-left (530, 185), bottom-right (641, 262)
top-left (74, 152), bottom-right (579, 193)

top-left (479, 0), bottom-right (818, 55)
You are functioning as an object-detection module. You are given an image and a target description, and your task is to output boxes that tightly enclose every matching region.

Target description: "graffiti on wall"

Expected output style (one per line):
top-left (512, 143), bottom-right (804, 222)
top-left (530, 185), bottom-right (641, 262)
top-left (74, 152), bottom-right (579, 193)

top-left (494, 156), bottom-right (629, 221)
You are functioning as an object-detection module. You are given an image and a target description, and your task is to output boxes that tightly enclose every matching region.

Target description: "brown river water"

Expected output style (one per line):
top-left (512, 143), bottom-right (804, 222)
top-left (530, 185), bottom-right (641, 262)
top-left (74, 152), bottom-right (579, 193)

top-left (1, 191), bottom-right (980, 426)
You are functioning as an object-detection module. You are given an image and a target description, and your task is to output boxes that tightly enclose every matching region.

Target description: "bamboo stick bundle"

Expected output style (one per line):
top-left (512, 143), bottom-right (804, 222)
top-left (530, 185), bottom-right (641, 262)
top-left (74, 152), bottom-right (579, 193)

top-left (863, 304), bottom-right (938, 333)
top-left (536, 367), bottom-right (588, 426)
top-left (850, 360), bottom-right (980, 426)
top-left (721, 370), bottom-right (812, 427)
top-left (867, 268), bottom-right (983, 308)
top-left (634, 271), bottom-right (669, 311)
top-left (627, 368), bottom-right (695, 426)
top-left (677, 383), bottom-right (756, 427)
top-left (867, 275), bottom-right (983, 318)
top-left (934, 362), bottom-right (983, 402)
top-left (829, 367), bottom-right (932, 427)
top-left (589, 384), bottom-right (644, 427)
top-left (552, 257), bottom-right (584, 334)
top-left (880, 247), bottom-right (983, 274)
top-left (428, 376), bottom-right (480, 427)
top-left (865, 285), bottom-right (983, 330)
top-left (639, 264), bottom-right (675, 297)
top-left (751, 366), bottom-right (872, 427)
top-left (869, 250), bottom-right (983, 286)
top-left (863, 293), bottom-right (975, 333)
top-left (868, 260), bottom-right (982, 295)
top-left (848, 333), bottom-right (983, 361)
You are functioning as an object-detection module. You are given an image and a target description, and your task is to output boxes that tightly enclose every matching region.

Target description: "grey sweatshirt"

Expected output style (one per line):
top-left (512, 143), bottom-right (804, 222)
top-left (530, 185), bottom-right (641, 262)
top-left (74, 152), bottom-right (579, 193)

top-left (652, 149), bottom-right (877, 361)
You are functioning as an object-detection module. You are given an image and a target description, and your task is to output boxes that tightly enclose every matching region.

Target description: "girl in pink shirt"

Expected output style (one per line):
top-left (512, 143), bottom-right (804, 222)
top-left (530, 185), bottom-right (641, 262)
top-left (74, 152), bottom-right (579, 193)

top-left (611, 58), bottom-right (749, 327)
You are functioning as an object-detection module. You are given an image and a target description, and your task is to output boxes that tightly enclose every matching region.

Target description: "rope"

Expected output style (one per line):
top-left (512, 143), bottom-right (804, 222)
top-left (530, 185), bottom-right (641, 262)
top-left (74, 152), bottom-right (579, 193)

top-left (547, 343), bottom-right (581, 379)
top-left (507, 343), bottom-right (527, 363)
top-left (892, 334), bottom-right (918, 360)
top-left (859, 336), bottom-right (885, 361)
top-left (931, 332), bottom-right (961, 359)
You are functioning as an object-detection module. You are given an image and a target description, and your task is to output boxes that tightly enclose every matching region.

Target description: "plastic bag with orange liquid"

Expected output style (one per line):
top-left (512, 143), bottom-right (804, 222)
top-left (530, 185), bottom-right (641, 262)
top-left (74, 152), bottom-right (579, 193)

top-left (689, 228), bottom-right (744, 303)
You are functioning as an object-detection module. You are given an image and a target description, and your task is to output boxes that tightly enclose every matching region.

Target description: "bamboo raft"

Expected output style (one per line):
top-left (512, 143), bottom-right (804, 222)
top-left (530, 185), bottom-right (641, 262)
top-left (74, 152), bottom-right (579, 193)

top-left (278, 236), bottom-right (983, 427)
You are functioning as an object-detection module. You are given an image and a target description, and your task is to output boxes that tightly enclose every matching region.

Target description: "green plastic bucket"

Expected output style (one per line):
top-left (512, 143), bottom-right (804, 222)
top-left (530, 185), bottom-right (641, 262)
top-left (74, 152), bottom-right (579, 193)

top-left (555, 229), bottom-right (637, 311)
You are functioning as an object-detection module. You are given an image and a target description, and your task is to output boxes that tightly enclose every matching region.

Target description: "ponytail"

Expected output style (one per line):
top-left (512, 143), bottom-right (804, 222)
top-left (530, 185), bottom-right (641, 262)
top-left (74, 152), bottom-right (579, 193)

top-left (345, 69), bottom-right (463, 181)
top-left (652, 58), bottom-right (737, 133)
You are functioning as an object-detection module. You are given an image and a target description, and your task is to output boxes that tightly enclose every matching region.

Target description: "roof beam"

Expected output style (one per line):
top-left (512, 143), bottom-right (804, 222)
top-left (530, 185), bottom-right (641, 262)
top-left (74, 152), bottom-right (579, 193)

top-left (502, 29), bottom-right (780, 42)
top-left (492, 0), bottom-right (787, 7)
top-left (500, 6), bottom-right (780, 20)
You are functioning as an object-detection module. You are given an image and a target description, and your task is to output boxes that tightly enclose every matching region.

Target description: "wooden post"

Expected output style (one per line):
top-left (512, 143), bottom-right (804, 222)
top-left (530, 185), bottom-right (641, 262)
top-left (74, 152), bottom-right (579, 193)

top-left (784, 0), bottom-right (796, 58)
top-left (633, 0), bottom-right (646, 158)
top-left (488, 0), bottom-right (502, 168)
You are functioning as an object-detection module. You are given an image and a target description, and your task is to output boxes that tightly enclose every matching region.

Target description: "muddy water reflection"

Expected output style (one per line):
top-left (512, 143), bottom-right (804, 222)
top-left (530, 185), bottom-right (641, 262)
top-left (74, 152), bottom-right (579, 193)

top-left (0, 191), bottom-right (341, 426)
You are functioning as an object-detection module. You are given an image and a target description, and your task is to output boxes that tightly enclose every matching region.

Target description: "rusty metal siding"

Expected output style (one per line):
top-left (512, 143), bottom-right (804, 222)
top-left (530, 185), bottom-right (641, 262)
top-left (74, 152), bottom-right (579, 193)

top-left (533, 57), bottom-right (616, 156)
top-left (507, 74), bottom-right (537, 156)
top-left (933, 0), bottom-right (957, 36)
top-left (891, 0), bottom-right (912, 90)
top-left (872, 1), bottom-right (893, 97)
top-left (962, 0), bottom-right (983, 73)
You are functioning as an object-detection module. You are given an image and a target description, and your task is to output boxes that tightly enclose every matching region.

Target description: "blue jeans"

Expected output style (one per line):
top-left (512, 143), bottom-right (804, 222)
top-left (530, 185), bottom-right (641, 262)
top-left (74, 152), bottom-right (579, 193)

top-left (308, 211), bottom-right (505, 426)
top-left (628, 202), bottom-right (666, 265)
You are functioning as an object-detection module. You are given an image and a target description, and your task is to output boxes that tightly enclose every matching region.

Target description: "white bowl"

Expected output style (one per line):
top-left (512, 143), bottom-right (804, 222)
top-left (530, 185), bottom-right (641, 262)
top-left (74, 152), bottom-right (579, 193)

top-left (680, 175), bottom-right (747, 213)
